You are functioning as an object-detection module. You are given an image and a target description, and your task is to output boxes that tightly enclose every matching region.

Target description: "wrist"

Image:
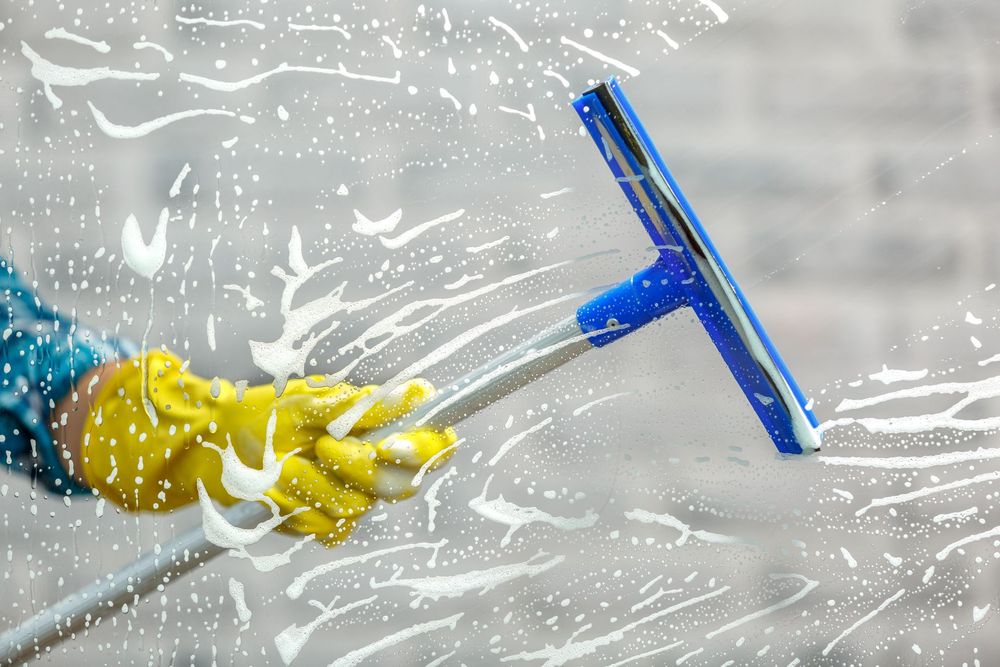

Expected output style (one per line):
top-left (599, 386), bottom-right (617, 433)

top-left (53, 362), bottom-right (123, 489)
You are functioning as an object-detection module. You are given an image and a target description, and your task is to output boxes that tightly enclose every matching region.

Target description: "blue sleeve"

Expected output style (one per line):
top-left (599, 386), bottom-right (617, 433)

top-left (0, 258), bottom-right (137, 496)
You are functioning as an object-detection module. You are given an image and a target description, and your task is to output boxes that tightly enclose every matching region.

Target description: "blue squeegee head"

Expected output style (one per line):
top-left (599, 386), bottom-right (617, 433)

top-left (572, 78), bottom-right (821, 455)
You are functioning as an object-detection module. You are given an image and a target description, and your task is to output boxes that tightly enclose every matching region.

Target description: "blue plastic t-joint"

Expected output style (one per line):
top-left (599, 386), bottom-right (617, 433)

top-left (576, 261), bottom-right (686, 347)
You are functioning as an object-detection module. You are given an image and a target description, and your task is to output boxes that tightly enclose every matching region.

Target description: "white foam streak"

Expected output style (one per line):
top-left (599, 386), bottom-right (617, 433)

top-left (44, 28), bottom-right (110, 53)
top-left (489, 418), bottom-right (553, 466)
top-left (381, 36), bottom-right (403, 58)
top-left (936, 524), bottom-right (1000, 561)
top-left (197, 483), bottom-right (285, 549)
top-left (820, 447), bottom-right (1000, 469)
top-left (21, 41), bottom-right (158, 108)
top-left (624, 508), bottom-right (748, 547)
top-left (542, 69), bottom-right (570, 87)
top-left (501, 586), bottom-right (730, 666)
top-left (230, 533), bottom-right (316, 573)
top-left (352, 208), bottom-right (402, 236)
top-left (697, 0), bottom-right (730, 23)
top-left (444, 273), bottom-right (483, 290)
top-left (424, 468), bottom-right (457, 533)
top-left (286, 540), bottom-right (448, 600)
top-left (248, 226), bottom-right (406, 393)
top-left (369, 551), bottom-right (563, 608)
top-left (605, 642), bottom-right (683, 667)
top-left (133, 40), bottom-right (174, 61)
top-left (329, 614), bottom-right (463, 667)
top-left (933, 506), bottom-right (978, 523)
top-left (223, 284), bottom-right (265, 311)
top-left (202, 418), bottom-right (294, 501)
top-left (488, 16), bottom-right (530, 52)
top-left (169, 163), bottom-right (192, 198)
top-left (540, 187), bottom-right (573, 199)
top-left (855, 470), bottom-right (1000, 516)
top-left (424, 652), bottom-right (457, 667)
top-left (656, 30), bottom-right (680, 50)
top-left (180, 62), bottom-right (400, 92)
top-left (409, 439), bottom-right (463, 489)
top-left (175, 15), bottom-right (265, 29)
top-left (414, 323), bottom-right (604, 432)
top-left (228, 578), bottom-right (252, 624)
top-left (558, 36), bottom-right (640, 77)
top-left (704, 573), bottom-right (817, 638)
top-left (88, 101), bottom-right (242, 139)
top-left (822, 589), bottom-right (905, 656)
top-left (466, 236), bottom-right (509, 253)
top-left (121, 208), bottom-right (168, 279)
top-left (275, 596), bottom-right (376, 665)
top-left (572, 392), bottom-right (629, 417)
top-left (498, 104), bottom-right (537, 122)
top-left (978, 353), bottom-right (1000, 367)
top-left (438, 87), bottom-right (462, 110)
top-left (326, 266), bottom-right (581, 439)
top-left (469, 476), bottom-right (598, 547)
top-left (825, 373), bottom-right (1000, 434)
top-left (869, 364), bottom-right (928, 385)
top-left (288, 23), bottom-right (351, 38)
top-left (379, 209), bottom-right (465, 249)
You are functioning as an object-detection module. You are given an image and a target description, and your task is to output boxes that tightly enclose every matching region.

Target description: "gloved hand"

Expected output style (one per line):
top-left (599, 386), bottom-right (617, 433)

top-left (82, 349), bottom-right (456, 546)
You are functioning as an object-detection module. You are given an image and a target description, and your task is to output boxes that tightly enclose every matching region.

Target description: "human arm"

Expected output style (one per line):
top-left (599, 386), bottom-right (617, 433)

top-left (2, 258), bottom-right (455, 546)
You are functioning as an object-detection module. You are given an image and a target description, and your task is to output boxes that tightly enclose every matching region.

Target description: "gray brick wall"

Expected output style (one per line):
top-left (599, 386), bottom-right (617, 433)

top-left (1, 0), bottom-right (999, 664)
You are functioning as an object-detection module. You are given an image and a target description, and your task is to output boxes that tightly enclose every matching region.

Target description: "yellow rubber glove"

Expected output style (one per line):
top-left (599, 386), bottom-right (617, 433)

top-left (82, 349), bottom-right (456, 546)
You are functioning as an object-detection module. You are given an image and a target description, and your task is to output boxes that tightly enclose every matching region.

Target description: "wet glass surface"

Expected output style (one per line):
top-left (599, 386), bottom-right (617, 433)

top-left (2, 1), bottom-right (1000, 664)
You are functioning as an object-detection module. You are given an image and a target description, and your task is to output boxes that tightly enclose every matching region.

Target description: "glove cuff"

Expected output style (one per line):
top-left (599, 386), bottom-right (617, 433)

top-left (82, 349), bottom-right (226, 509)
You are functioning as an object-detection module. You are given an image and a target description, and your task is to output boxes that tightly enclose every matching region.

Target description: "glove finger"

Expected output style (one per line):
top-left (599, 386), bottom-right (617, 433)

top-left (350, 379), bottom-right (437, 434)
top-left (250, 378), bottom-right (357, 403)
top-left (316, 429), bottom-right (458, 500)
top-left (262, 485), bottom-right (301, 519)
top-left (275, 456), bottom-right (374, 519)
top-left (314, 516), bottom-right (358, 547)
top-left (315, 434), bottom-right (411, 500)
top-left (271, 508), bottom-right (338, 541)
top-left (371, 428), bottom-right (459, 501)
top-left (375, 428), bottom-right (458, 469)
top-left (266, 492), bottom-right (357, 546)
top-left (370, 465), bottom-right (420, 501)
top-left (277, 386), bottom-right (368, 438)
top-left (315, 435), bottom-right (380, 496)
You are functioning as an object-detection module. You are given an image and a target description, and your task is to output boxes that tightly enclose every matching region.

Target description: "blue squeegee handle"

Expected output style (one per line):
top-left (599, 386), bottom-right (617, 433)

top-left (575, 260), bottom-right (686, 347)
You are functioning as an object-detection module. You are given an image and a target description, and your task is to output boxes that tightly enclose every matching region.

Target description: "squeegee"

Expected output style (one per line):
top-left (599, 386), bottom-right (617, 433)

top-left (0, 78), bottom-right (820, 661)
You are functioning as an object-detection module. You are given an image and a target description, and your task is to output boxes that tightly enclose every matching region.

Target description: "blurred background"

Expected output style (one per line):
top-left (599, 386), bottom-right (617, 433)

top-left (2, 0), bottom-right (1000, 664)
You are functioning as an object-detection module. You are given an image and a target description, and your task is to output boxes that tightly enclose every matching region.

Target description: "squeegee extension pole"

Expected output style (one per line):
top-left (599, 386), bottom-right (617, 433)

top-left (0, 501), bottom-right (267, 664)
top-left (385, 315), bottom-right (593, 436)
top-left (1, 316), bottom-right (596, 662)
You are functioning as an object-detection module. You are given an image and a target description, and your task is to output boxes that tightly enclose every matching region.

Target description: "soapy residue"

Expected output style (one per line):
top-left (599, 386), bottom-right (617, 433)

top-left (87, 101), bottom-right (248, 139)
top-left (469, 475), bottom-right (598, 546)
top-left (21, 41), bottom-right (158, 108)
top-left (10, 2), bottom-right (1000, 665)
top-left (44, 27), bottom-right (110, 53)
top-left (228, 577), bottom-right (252, 624)
top-left (274, 595), bottom-right (376, 665)
top-left (330, 614), bottom-right (464, 667)
top-left (369, 551), bottom-right (564, 608)
top-left (121, 208), bottom-right (168, 279)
